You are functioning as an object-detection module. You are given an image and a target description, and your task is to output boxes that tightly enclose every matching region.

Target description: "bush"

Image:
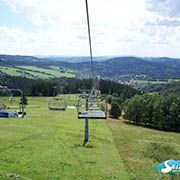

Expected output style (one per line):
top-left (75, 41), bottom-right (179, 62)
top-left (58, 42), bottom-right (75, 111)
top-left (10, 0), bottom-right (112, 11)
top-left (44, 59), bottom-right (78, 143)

top-left (109, 101), bottom-right (122, 119)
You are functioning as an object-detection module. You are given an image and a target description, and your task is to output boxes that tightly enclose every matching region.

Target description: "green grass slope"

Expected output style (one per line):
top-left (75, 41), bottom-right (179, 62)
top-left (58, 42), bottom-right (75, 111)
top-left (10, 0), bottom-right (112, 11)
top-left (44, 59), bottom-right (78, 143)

top-left (0, 66), bottom-right (23, 76)
top-left (0, 97), bottom-right (129, 180)
top-left (0, 96), bottom-right (179, 179)
top-left (108, 119), bottom-right (180, 180)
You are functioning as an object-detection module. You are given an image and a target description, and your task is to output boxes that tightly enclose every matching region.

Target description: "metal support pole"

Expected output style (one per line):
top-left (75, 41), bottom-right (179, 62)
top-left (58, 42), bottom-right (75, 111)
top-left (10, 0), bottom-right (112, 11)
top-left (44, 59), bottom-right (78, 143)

top-left (19, 90), bottom-right (25, 116)
top-left (83, 97), bottom-right (89, 145)
top-left (12, 89), bottom-right (24, 115)
top-left (53, 86), bottom-right (57, 97)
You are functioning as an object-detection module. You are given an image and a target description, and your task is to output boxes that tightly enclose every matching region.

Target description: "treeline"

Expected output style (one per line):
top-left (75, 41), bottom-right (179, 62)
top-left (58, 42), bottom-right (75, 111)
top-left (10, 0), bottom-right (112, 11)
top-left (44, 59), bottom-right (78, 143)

top-left (0, 74), bottom-right (139, 99)
top-left (122, 93), bottom-right (180, 132)
top-left (30, 78), bottom-right (93, 96)
top-left (139, 81), bottom-right (180, 95)
top-left (0, 74), bottom-right (33, 95)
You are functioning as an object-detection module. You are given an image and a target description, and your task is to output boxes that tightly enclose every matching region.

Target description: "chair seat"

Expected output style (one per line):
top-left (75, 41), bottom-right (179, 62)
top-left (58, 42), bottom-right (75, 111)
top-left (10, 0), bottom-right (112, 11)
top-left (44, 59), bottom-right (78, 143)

top-left (89, 107), bottom-right (100, 110)
top-left (49, 107), bottom-right (66, 111)
top-left (78, 111), bottom-right (107, 119)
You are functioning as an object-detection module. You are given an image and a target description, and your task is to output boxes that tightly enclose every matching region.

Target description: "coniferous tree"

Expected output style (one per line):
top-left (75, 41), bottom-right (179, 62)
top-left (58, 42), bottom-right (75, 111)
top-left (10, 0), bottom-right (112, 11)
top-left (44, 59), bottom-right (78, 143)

top-left (109, 101), bottom-right (122, 119)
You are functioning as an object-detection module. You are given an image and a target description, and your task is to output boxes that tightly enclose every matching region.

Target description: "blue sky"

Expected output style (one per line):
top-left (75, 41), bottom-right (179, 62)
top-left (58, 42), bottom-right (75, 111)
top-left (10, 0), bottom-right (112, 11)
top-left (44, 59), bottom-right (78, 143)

top-left (0, 2), bottom-right (28, 29)
top-left (0, 0), bottom-right (180, 57)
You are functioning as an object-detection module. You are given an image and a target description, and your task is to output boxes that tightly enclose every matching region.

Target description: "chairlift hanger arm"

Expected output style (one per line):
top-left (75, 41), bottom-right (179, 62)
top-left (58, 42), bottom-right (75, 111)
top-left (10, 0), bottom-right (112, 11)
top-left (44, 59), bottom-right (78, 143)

top-left (8, 88), bottom-right (23, 95)
top-left (0, 85), bottom-right (22, 95)
top-left (0, 85), bottom-right (8, 90)
top-left (0, 85), bottom-right (25, 114)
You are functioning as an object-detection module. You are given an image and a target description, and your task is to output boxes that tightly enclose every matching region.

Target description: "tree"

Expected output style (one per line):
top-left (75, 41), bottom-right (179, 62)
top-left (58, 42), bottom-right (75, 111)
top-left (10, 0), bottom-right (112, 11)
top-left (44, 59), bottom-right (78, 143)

top-left (123, 93), bottom-right (180, 132)
top-left (123, 95), bottom-right (145, 124)
top-left (20, 92), bottom-right (28, 105)
top-left (109, 101), bottom-right (122, 119)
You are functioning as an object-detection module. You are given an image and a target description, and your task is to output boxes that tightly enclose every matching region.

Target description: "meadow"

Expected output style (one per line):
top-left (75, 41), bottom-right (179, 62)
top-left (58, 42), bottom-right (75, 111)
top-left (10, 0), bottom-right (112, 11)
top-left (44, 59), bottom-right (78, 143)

top-left (0, 66), bottom-right (75, 79)
top-left (0, 96), bottom-right (179, 180)
top-left (130, 79), bottom-right (180, 84)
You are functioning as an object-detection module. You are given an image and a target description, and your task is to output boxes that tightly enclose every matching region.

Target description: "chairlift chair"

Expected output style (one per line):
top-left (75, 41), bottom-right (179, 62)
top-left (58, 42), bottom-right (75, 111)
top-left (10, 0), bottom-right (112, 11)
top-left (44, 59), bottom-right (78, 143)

top-left (77, 91), bottom-right (108, 119)
top-left (68, 93), bottom-right (80, 107)
top-left (9, 92), bottom-right (16, 105)
top-left (0, 102), bottom-right (6, 110)
top-left (0, 86), bottom-right (26, 118)
top-left (48, 97), bottom-right (67, 111)
top-left (77, 0), bottom-right (109, 144)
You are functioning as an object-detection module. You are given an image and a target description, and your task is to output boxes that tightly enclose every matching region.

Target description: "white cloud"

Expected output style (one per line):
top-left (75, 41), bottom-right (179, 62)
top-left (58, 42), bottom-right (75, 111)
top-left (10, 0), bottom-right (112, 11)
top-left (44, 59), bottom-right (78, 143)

top-left (0, 26), bottom-right (90, 55)
top-left (3, 0), bottom-right (85, 26)
top-left (1, 0), bottom-right (180, 57)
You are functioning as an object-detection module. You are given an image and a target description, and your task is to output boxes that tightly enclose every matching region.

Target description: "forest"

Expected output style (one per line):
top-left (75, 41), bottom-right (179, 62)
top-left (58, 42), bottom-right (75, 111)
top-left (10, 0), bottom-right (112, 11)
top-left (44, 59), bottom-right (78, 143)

top-left (0, 73), bottom-right (138, 98)
top-left (122, 93), bottom-right (180, 132)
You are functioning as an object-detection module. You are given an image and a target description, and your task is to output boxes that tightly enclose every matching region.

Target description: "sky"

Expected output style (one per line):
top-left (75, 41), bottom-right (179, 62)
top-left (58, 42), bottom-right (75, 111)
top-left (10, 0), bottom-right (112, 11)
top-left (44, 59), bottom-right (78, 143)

top-left (0, 0), bottom-right (180, 57)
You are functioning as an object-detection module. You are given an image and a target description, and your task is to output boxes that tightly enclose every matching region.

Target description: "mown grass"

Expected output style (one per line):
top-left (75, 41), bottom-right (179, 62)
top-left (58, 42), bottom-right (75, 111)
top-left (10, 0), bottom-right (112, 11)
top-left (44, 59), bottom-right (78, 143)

top-left (0, 96), bottom-right (179, 179)
top-left (0, 97), bottom-right (129, 180)
top-left (0, 66), bottom-right (49, 79)
top-left (0, 66), bottom-right (23, 76)
top-left (0, 65), bottom-right (75, 79)
top-left (130, 79), bottom-right (180, 84)
top-left (108, 119), bottom-right (180, 180)
top-left (18, 66), bottom-right (75, 78)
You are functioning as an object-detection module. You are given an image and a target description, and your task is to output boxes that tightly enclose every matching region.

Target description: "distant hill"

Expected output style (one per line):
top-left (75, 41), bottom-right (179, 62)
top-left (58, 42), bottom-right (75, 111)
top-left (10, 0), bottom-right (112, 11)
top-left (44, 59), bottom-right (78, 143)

top-left (56, 57), bottom-right (180, 80)
top-left (42, 56), bottom-right (112, 63)
top-left (144, 57), bottom-right (180, 69)
top-left (0, 54), bottom-right (110, 64)
top-left (0, 54), bottom-right (180, 80)
top-left (0, 55), bottom-right (76, 79)
top-left (0, 54), bottom-right (41, 66)
top-left (0, 59), bottom-right (9, 66)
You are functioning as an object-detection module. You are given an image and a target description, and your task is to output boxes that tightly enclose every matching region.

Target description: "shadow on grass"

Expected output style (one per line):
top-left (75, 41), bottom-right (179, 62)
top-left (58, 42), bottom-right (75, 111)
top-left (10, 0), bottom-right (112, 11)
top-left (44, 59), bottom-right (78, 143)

top-left (85, 161), bottom-right (96, 164)
top-left (58, 161), bottom-right (72, 174)
top-left (123, 120), bottom-right (179, 133)
top-left (72, 143), bottom-right (94, 149)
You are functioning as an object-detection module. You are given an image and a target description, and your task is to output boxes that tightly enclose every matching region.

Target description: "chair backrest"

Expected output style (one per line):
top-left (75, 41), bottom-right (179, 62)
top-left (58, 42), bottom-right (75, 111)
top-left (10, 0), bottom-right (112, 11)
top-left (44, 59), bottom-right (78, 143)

top-left (77, 92), bottom-right (108, 119)
top-left (48, 97), bottom-right (67, 109)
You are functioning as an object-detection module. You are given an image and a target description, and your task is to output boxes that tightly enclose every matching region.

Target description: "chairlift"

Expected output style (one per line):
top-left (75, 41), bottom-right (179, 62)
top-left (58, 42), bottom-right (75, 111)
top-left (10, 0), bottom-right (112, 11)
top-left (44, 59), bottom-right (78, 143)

top-left (77, 91), bottom-right (108, 119)
top-left (0, 102), bottom-right (6, 110)
top-left (78, 0), bottom-right (109, 144)
top-left (48, 97), bottom-right (67, 111)
top-left (48, 85), bottom-right (67, 110)
top-left (9, 91), bottom-right (15, 105)
top-left (0, 85), bottom-right (26, 118)
top-left (68, 93), bottom-right (79, 107)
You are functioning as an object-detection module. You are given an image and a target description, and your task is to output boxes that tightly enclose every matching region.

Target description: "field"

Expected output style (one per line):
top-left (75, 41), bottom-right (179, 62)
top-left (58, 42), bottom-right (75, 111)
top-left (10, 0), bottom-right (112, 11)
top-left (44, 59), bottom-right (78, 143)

top-left (0, 96), bottom-right (179, 180)
top-left (130, 79), bottom-right (180, 84)
top-left (0, 66), bottom-right (76, 79)
top-left (0, 66), bottom-right (23, 77)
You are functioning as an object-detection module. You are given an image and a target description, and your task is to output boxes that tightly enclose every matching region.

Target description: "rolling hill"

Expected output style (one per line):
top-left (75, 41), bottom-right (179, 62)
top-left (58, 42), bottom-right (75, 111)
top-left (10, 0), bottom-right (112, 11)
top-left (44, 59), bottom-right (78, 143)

top-left (0, 55), bottom-right (76, 79)
top-left (55, 57), bottom-right (180, 80)
top-left (0, 54), bottom-right (180, 80)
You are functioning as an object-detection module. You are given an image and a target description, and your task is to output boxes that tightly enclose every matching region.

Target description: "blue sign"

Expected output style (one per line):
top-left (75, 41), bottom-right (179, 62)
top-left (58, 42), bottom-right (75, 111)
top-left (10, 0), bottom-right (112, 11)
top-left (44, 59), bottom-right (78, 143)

top-left (155, 160), bottom-right (180, 175)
